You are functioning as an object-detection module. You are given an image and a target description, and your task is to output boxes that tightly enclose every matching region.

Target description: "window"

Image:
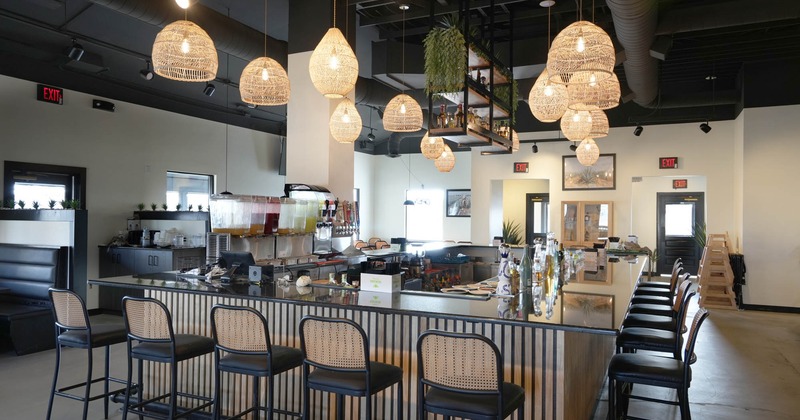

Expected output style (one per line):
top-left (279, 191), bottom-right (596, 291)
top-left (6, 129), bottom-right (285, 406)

top-left (166, 171), bottom-right (213, 210)
top-left (405, 189), bottom-right (444, 240)
top-left (3, 161), bottom-right (86, 208)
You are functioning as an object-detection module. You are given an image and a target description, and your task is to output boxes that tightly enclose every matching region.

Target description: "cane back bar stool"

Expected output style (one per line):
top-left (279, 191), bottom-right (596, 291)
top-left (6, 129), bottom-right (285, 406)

top-left (210, 304), bottom-right (303, 420)
top-left (417, 330), bottom-right (525, 420)
top-left (121, 296), bottom-right (215, 420)
top-left (47, 288), bottom-right (128, 420)
top-left (298, 316), bottom-right (403, 419)
top-left (608, 308), bottom-right (710, 420)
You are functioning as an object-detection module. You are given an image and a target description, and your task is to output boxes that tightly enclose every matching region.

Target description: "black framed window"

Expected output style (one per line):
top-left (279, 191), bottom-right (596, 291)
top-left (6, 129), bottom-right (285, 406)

top-left (166, 171), bottom-right (214, 210)
top-left (3, 161), bottom-right (87, 208)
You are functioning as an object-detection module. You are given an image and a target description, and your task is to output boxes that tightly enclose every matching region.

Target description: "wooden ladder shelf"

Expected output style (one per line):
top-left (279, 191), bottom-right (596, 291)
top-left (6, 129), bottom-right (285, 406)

top-left (698, 233), bottom-right (737, 309)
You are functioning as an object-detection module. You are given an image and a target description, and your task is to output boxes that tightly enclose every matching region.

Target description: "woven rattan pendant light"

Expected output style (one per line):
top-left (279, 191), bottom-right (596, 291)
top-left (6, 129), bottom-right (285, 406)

top-left (329, 98), bottom-right (362, 143)
top-left (240, 0), bottom-right (290, 105)
top-left (152, 19), bottom-right (217, 82)
top-left (435, 144), bottom-right (456, 172)
top-left (567, 71), bottom-right (620, 110)
top-left (576, 138), bottom-right (600, 166)
top-left (561, 109), bottom-right (593, 141)
top-left (588, 109), bottom-right (609, 138)
top-left (309, 0), bottom-right (358, 98)
top-left (384, 5), bottom-right (423, 132)
top-left (420, 132), bottom-right (445, 159)
top-left (547, 20), bottom-right (614, 85)
top-left (529, 4), bottom-right (568, 123)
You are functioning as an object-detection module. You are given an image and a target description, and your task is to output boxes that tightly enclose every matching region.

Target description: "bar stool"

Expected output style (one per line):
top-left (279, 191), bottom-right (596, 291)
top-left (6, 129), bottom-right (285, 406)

top-left (621, 280), bottom-right (695, 332)
top-left (121, 296), bottom-right (215, 420)
top-left (630, 270), bottom-right (687, 306)
top-left (46, 288), bottom-right (128, 420)
top-left (210, 304), bottom-right (303, 420)
top-left (298, 316), bottom-right (403, 419)
top-left (417, 330), bottom-right (525, 420)
top-left (608, 309), bottom-right (710, 420)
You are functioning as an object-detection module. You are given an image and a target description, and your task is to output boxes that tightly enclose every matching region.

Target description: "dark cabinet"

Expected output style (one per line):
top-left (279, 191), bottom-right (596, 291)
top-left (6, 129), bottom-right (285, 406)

top-left (98, 246), bottom-right (205, 311)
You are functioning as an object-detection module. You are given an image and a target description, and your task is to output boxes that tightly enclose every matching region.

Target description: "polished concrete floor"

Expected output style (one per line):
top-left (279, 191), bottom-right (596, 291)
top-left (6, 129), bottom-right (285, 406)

top-left (1, 302), bottom-right (798, 419)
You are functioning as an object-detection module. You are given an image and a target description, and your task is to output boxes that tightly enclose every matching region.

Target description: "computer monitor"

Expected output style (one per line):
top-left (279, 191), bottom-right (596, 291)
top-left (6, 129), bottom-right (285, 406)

top-left (219, 251), bottom-right (256, 276)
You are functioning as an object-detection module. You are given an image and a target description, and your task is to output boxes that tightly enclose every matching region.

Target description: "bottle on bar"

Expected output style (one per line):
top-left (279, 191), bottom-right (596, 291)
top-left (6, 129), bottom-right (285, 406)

top-left (519, 244), bottom-right (532, 290)
top-left (438, 104), bottom-right (448, 128)
top-left (455, 104), bottom-right (464, 128)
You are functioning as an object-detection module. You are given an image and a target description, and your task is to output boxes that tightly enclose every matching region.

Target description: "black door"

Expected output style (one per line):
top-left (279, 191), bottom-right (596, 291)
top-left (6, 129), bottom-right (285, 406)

top-left (656, 192), bottom-right (705, 275)
top-left (525, 193), bottom-right (549, 245)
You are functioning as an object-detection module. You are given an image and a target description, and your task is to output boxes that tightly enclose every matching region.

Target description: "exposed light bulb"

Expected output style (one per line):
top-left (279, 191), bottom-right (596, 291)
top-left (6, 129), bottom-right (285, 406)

top-left (261, 68), bottom-right (269, 81)
top-left (544, 84), bottom-right (554, 96)
top-left (572, 113), bottom-right (581, 122)
top-left (400, 102), bottom-right (407, 114)
top-left (428, 137), bottom-right (436, 144)
top-left (180, 38), bottom-right (190, 54)
top-left (576, 34), bottom-right (586, 53)
top-left (342, 109), bottom-right (351, 123)
top-left (175, 0), bottom-right (191, 9)
top-left (589, 73), bottom-right (597, 87)
top-left (329, 47), bottom-right (339, 70)
top-left (584, 142), bottom-right (591, 150)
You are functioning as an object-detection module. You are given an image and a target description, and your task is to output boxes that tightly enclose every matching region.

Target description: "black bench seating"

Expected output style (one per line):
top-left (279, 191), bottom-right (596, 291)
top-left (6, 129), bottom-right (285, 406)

top-left (0, 244), bottom-right (68, 355)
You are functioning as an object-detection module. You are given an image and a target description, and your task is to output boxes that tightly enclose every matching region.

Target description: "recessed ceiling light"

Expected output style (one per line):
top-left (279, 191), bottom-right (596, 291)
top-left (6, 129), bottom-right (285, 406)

top-left (398, 4), bottom-right (410, 10)
top-left (705, 75), bottom-right (717, 80)
top-left (539, 0), bottom-right (556, 7)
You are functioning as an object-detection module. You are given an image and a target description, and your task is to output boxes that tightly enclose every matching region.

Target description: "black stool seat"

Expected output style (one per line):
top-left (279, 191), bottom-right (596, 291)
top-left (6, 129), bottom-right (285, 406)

top-left (58, 322), bottom-right (127, 348)
top-left (617, 327), bottom-right (680, 354)
top-left (218, 345), bottom-right (303, 376)
top-left (632, 286), bottom-right (672, 297)
top-left (636, 280), bottom-right (671, 289)
top-left (608, 353), bottom-right (688, 387)
top-left (425, 382), bottom-right (525, 418)
top-left (307, 361), bottom-right (402, 395)
top-left (629, 294), bottom-right (672, 305)
top-left (621, 313), bottom-right (677, 331)
top-left (130, 334), bottom-right (214, 363)
top-left (627, 303), bottom-right (674, 317)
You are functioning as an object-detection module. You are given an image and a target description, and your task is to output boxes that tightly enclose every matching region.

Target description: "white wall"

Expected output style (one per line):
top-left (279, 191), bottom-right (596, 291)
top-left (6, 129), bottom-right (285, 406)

top-left (741, 105), bottom-right (800, 307)
top-left (367, 150), bottom-right (472, 241)
top-left (0, 75), bottom-right (284, 307)
top-left (501, 179), bottom-right (550, 240)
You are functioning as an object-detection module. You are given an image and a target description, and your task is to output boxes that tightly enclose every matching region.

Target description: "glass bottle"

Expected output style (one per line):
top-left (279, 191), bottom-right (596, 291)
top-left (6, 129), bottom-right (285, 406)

top-left (438, 104), bottom-right (447, 128)
top-left (519, 244), bottom-right (532, 290)
top-left (447, 112), bottom-right (455, 128)
top-left (455, 104), bottom-right (464, 128)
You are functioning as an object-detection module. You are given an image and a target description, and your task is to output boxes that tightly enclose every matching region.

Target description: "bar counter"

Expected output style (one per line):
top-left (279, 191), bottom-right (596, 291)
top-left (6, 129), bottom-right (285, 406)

top-left (91, 259), bottom-right (646, 419)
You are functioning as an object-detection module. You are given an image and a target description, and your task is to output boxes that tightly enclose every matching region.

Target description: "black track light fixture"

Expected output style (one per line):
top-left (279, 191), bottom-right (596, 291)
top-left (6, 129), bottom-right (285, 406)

top-left (367, 131), bottom-right (376, 141)
top-left (569, 142), bottom-right (578, 152)
top-left (203, 82), bottom-right (216, 96)
top-left (532, 143), bottom-right (539, 153)
top-left (634, 125), bottom-right (643, 136)
top-left (66, 38), bottom-right (84, 62)
top-left (699, 121), bottom-right (711, 133)
top-left (139, 60), bottom-right (154, 80)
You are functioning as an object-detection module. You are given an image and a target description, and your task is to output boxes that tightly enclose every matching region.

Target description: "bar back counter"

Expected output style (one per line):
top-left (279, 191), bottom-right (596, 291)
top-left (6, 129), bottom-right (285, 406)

top-left (91, 257), bottom-right (647, 419)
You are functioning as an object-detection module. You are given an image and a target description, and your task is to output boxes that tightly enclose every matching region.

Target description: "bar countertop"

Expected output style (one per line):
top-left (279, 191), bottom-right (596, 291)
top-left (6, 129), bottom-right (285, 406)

top-left (89, 268), bottom-right (643, 334)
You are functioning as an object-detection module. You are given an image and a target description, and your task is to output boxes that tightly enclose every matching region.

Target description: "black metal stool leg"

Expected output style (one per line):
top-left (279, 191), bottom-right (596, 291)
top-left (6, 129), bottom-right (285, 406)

top-left (46, 340), bottom-right (61, 420)
top-left (253, 376), bottom-right (261, 420)
top-left (104, 345), bottom-right (111, 419)
top-left (266, 375), bottom-right (273, 420)
top-left (83, 345), bottom-right (93, 420)
top-left (122, 344), bottom-right (133, 420)
top-left (169, 359), bottom-right (178, 419)
top-left (137, 359), bottom-right (144, 420)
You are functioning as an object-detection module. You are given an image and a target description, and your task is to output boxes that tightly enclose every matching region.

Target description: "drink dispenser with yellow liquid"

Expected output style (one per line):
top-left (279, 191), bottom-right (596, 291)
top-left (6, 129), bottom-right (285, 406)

top-left (210, 194), bottom-right (251, 236)
top-left (277, 198), bottom-right (295, 235)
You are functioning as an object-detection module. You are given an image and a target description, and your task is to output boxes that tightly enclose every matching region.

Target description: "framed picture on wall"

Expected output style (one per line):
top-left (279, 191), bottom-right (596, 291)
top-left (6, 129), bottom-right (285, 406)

top-left (445, 189), bottom-right (471, 217)
top-left (562, 154), bottom-right (616, 190)
top-left (561, 291), bottom-right (615, 329)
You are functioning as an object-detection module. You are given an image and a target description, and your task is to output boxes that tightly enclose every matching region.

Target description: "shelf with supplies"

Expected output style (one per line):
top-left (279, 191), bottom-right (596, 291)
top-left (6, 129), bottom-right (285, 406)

top-left (429, 125), bottom-right (512, 153)
top-left (562, 201), bottom-right (614, 285)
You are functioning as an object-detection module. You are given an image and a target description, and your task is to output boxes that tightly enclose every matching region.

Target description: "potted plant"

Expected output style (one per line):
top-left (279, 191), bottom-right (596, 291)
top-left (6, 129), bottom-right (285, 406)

top-left (48, 200), bottom-right (56, 209)
top-left (502, 219), bottom-right (523, 245)
top-left (423, 13), bottom-right (467, 97)
top-left (32, 201), bottom-right (39, 210)
top-left (175, 203), bottom-right (182, 211)
top-left (161, 203), bottom-right (168, 211)
top-left (150, 203), bottom-right (157, 211)
top-left (137, 203), bottom-right (145, 211)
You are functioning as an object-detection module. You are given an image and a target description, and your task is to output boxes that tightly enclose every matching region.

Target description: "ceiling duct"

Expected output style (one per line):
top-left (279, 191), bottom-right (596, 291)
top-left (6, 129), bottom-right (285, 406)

top-left (606, 0), bottom-right (659, 107)
top-left (88, 0), bottom-right (287, 66)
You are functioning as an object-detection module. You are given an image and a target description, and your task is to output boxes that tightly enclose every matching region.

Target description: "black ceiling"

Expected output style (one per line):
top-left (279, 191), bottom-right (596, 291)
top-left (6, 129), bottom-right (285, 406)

top-left (2, 0), bottom-right (800, 154)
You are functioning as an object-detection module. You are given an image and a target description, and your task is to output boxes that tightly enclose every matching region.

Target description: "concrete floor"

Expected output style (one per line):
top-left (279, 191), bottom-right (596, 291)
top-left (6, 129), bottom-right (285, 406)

top-left (1, 302), bottom-right (798, 419)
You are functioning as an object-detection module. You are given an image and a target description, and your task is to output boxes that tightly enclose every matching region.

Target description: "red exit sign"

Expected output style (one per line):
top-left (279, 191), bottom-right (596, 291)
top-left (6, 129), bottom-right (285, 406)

top-left (514, 162), bottom-right (529, 173)
top-left (659, 156), bottom-right (679, 169)
top-left (37, 84), bottom-right (63, 105)
top-left (673, 179), bottom-right (688, 189)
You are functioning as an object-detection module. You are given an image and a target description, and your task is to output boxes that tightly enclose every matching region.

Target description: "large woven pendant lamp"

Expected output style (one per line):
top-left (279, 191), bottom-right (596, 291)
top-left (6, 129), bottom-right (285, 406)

top-left (547, 20), bottom-right (615, 85)
top-left (561, 109), bottom-right (593, 141)
top-left (240, 0), bottom-right (290, 105)
top-left (588, 109), bottom-right (609, 138)
top-left (329, 98), bottom-right (362, 143)
top-left (384, 5), bottom-right (423, 132)
top-left (576, 138), bottom-right (600, 166)
top-left (309, 0), bottom-right (358, 98)
top-left (529, 4), bottom-right (568, 123)
top-left (568, 71), bottom-right (620, 110)
top-left (435, 144), bottom-right (456, 172)
top-left (420, 132), bottom-right (445, 159)
top-left (152, 19), bottom-right (218, 82)
top-left (529, 69), bottom-right (569, 123)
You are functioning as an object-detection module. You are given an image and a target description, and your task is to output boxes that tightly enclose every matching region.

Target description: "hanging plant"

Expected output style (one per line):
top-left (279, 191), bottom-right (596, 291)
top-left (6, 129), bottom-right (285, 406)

top-left (493, 78), bottom-right (520, 124)
top-left (424, 14), bottom-right (467, 97)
